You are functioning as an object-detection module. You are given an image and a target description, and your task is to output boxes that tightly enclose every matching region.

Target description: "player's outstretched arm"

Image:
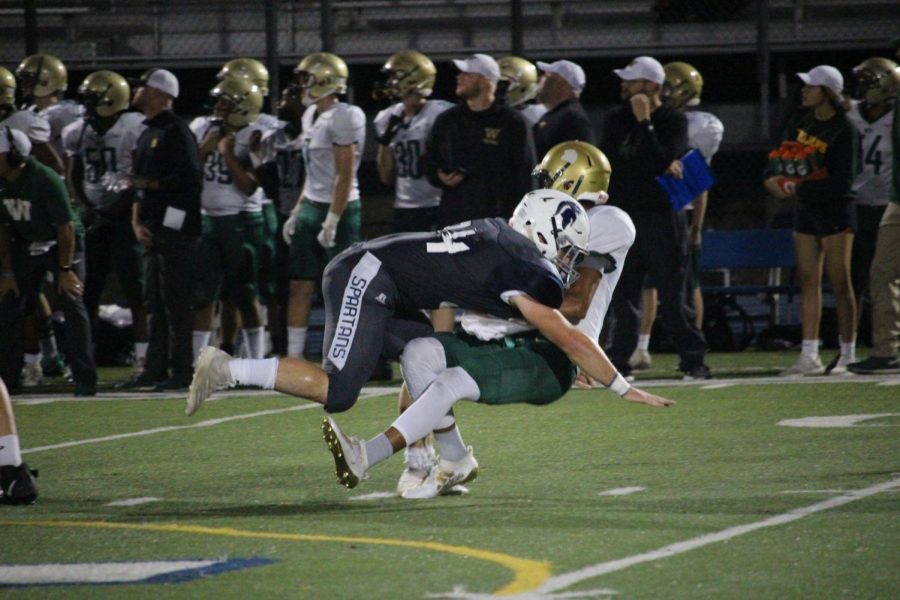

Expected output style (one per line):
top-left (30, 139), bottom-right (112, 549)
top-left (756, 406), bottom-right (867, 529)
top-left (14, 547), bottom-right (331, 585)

top-left (511, 294), bottom-right (674, 408)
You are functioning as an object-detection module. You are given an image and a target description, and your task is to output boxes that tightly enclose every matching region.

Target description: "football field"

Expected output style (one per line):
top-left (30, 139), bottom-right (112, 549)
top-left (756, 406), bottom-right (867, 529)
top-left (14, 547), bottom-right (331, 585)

top-left (2, 352), bottom-right (899, 598)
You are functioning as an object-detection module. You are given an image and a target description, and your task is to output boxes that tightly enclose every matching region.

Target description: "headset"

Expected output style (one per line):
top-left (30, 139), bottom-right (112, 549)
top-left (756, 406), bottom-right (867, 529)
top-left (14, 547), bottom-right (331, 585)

top-left (4, 127), bottom-right (25, 169)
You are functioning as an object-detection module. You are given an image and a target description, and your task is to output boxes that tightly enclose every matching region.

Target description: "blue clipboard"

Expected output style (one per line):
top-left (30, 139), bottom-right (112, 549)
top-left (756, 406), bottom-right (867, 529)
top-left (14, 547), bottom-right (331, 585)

top-left (655, 149), bottom-right (716, 211)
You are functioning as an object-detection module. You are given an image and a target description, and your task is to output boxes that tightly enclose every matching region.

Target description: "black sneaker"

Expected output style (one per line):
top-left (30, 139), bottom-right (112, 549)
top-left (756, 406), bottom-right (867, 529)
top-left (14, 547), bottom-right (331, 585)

top-left (116, 372), bottom-right (166, 390)
top-left (847, 356), bottom-right (900, 375)
top-left (682, 363), bottom-right (712, 381)
top-left (153, 375), bottom-right (193, 392)
top-left (0, 463), bottom-right (39, 505)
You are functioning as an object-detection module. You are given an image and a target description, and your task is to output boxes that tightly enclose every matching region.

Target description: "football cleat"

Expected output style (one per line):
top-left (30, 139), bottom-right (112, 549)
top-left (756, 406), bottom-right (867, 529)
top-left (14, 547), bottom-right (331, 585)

top-left (396, 444), bottom-right (437, 495)
top-left (20, 363), bottom-right (42, 387)
top-left (185, 346), bottom-right (236, 416)
top-left (628, 347), bottom-right (652, 370)
top-left (401, 447), bottom-right (478, 500)
top-left (780, 354), bottom-right (825, 377)
top-left (322, 416), bottom-right (368, 489)
top-left (0, 463), bottom-right (39, 505)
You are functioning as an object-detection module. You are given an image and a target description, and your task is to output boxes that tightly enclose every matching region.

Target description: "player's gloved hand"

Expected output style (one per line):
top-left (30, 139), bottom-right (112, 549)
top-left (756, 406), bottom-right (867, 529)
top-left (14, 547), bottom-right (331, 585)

top-left (282, 202), bottom-right (301, 244)
top-left (317, 211), bottom-right (340, 249)
top-left (376, 113), bottom-right (404, 146)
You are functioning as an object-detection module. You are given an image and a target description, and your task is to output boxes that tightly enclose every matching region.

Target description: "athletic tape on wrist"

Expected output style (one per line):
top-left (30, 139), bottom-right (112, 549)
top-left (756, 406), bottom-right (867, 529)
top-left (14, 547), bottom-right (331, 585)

top-left (607, 373), bottom-right (631, 396)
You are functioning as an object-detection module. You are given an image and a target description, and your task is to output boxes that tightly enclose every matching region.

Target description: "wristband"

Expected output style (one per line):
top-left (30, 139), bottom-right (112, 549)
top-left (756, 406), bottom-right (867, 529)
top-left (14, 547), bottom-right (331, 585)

top-left (59, 265), bottom-right (72, 272)
top-left (322, 211), bottom-right (341, 229)
top-left (606, 372), bottom-right (632, 397)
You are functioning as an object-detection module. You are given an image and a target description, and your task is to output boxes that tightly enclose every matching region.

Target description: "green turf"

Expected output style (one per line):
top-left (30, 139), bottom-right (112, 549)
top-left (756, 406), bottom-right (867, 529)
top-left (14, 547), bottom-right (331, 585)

top-left (2, 370), bottom-right (899, 598)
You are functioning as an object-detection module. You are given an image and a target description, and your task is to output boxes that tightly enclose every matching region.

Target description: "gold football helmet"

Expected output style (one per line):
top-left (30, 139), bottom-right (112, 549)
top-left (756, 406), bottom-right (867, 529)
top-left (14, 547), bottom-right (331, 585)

top-left (532, 140), bottom-right (612, 204)
top-left (210, 77), bottom-right (263, 129)
top-left (293, 52), bottom-right (348, 104)
top-left (663, 62), bottom-right (703, 109)
top-left (498, 56), bottom-right (539, 107)
top-left (79, 71), bottom-right (131, 118)
top-left (218, 58), bottom-right (270, 96)
top-left (0, 67), bottom-right (16, 107)
top-left (16, 53), bottom-right (67, 98)
top-left (851, 57), bottom-right (900, 106)
top-left (373, 50), bottom-right (436, 100)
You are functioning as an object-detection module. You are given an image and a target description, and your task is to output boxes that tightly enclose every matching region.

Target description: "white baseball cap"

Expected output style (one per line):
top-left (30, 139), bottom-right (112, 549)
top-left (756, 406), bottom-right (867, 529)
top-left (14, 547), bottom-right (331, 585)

top-left (0, 127), bottom-right (32, 157)
top-left (613, 56), bottom-right (666, 85)
top-left (796, 65), bottom-right (844, 96)
top-left (536, 60), bottom-right (586, 93)
top-left (141, 68), bottom-right (180, 98)
top-left (452, 54), bottom-right (501, 84)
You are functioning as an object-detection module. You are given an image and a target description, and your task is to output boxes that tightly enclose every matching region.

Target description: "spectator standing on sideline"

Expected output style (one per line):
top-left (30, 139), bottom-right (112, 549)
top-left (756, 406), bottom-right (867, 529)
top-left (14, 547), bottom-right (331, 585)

top-left (128, 69), bottom-right (203, 390)
top-left (63, 71), bottom-right (148, 377)
top-left (532, 60), bottom-right (596, 159)
top-left (602, 56), bottom-right (710, 380)
top-left (630, 62), bottom-right (724, 370)
top-left (281, 53), bottom-right (366, 360)
top-left (0, 377), bottom-right (38, 504)
top-left (497, 56), bottom-right (547, 127)
top-left (765, 66), bottom-right (859, 376)
top-left (845, 58), bottom-right (900, 347)
top-left (849, 47), bottom-right (900, 375)
top-left (421, 53), bottom-right (534, 226)
top-left (0, 127), bottom-right (96, 396)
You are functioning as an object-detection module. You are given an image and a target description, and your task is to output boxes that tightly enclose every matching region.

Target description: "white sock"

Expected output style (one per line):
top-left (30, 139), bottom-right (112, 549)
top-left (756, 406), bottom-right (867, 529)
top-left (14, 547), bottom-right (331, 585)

top-left (435, 423), bottom-right (467, 462)
top-left (24, 353), bottom-right (41, 366)
top-left (390, 367), bottom-right (480, 456)
top-left (0, 434), bottom-right (22, 467)
top-left (228, 357), bottom-right (279, 389)
top-left (801, 339), bottom-right (819, 359)
top-left (637, 334), bottom-right (651, 352)
top-left (365, 434), bottom-right (395, 467)
top-left (192, 330), bottom-right (212, 365)
top-left (287, 327), bottom-right (308, 358)
top-left (840, 340), bottom-right (856, 362)
top-left (134, 342), bottom-right (148, 361)
top-left (243, 327), bottom-right (265, 359)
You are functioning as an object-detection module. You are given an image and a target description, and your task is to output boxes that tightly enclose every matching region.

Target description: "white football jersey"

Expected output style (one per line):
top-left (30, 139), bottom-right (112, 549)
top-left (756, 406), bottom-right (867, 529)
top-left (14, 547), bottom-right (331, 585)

top-left (682, 110), bottom-right (724, 210)
top-left (300, 102), bottom-right (366, 205)
top-left (37, 100), bottom-right (83, 156)
top-left (191, 116), bottom-right (264, 216)
top-left (847, 100), bottom-right (892, 207)
top-left (61, 111), bottom-right (145, 209)
top-left (0, 108), bottom-right (51, 143)
top-left (575, 204), bottom-right (636, 341)
top-left (258, 125), bottom-right (305, 216)
top-left (373, 99), bottom-right (452, 209)
top-left (519, 103), bottom-right (547, 128)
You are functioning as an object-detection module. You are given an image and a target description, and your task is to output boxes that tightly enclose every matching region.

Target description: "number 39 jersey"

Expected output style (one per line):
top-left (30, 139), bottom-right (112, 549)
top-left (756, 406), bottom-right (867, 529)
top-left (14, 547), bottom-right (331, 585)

top-left (374, 99), bottom-right (453, 209)
top-left (847, 100), bottom-right (893, 207)
top-left (61, 111), bottom-right (146, 210)
top-left (336, 218), bottom-right (565, 318)
top-left (190, 116), bottom-right (265, 216)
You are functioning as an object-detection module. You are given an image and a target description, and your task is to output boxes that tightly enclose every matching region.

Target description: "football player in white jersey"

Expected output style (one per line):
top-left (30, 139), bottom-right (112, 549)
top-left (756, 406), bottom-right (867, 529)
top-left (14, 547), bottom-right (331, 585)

top-left (190, 78), bottom-right (268, 361)
top-left (630, 62), bottom-right (724, 371)
top-left (395, 141), bottom-right (638, 498)
top-left (63, 70), bottom-right (148, 377)
top-left (845, 57), bottom-right (900, 361)
top-left (373, 50), bottom-right (453, 234)
top-left (1, 65), bottom-right (68, 386)
top-left (281, 52), bottom-right (366, 359)
top-left (16, 54), bottom-right (83, 162)
top-left (498, 56), bottom-right (547, 127)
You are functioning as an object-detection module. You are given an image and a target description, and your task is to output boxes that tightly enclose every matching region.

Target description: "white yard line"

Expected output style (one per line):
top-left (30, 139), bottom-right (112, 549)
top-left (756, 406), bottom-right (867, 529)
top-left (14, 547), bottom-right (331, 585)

top-left (106, 497), bottom-right (161, 506)
top-left (700, 383), bottom-right (733, 390)
top-left (531, 478), bottom-right (900, 597)
top-left (597, 487), bottom-right (645, 497)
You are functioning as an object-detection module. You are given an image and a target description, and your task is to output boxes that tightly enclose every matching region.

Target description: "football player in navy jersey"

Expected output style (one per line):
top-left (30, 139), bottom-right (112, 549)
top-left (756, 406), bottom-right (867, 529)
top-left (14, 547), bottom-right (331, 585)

top-left (186, 190), bottom-right (673, 486)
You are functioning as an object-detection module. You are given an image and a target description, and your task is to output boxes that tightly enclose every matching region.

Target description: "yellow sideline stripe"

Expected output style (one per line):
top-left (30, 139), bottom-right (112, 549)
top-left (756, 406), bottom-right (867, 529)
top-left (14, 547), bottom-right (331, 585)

top-left (0, 519), bottom-right (551, 595)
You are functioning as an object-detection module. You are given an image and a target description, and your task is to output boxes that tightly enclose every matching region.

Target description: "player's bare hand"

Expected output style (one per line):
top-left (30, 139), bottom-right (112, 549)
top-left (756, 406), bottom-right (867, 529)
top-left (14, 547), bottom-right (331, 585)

top-left (666, 160), bottom-right (684, 179)
top-left (217, 134), bottom-right (236, 156)
top-left (572, 371), bottom-right (595, 390)
top-left (623, 386), bottom-right (675, 408)
top-left (58, 270), bottom-right (84, 300)
top-left (438, 169), bottom-right (465, 188)
top-left (200, 129), bottom-right (222, 155)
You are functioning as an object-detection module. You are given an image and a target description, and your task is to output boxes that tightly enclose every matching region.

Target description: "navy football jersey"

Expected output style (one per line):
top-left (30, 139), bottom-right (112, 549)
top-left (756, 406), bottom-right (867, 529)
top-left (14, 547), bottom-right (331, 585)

top-left (347, 218), bottom-right (564, 318)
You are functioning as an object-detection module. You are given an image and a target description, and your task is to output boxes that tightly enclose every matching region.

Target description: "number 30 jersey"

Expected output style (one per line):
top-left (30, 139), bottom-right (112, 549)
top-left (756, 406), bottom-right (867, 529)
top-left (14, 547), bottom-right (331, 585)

top-left (374, 99), bottom-right (453, 209)
top-left (336, 217), bottom-right (565, 318)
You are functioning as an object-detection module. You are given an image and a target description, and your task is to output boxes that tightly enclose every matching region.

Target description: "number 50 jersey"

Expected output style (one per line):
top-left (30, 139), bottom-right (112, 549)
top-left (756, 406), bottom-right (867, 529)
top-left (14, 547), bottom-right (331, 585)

top-left (330, 217), bottom-right (565, 319)
top-left (374, 99), bottom-right (452, 209)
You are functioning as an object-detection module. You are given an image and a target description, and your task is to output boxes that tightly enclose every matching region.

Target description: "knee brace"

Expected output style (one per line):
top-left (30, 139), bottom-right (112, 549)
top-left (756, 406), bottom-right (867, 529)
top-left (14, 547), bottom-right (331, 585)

top-left (400, 337), bottom-right (447, 401)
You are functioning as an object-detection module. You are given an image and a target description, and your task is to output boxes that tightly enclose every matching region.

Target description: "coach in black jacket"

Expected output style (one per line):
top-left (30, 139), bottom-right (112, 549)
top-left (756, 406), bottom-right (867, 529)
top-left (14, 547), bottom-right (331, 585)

top-left (421, 54), bottom-right (535, 227)
top-left (602, 56), bottom-right (710, 380)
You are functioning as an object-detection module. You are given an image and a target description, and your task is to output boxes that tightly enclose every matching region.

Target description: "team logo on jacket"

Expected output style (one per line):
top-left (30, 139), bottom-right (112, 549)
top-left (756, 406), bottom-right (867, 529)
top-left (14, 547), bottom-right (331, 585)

top-left (483, 127), bottom-right (501, 145)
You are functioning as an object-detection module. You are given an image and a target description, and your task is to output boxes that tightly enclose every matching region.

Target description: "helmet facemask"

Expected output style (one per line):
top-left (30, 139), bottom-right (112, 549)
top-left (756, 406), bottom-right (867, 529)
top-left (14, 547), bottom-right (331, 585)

top-left (851, 58), bottom-right (900, 108)
top-left (210, 79), bottom-right (262, 130)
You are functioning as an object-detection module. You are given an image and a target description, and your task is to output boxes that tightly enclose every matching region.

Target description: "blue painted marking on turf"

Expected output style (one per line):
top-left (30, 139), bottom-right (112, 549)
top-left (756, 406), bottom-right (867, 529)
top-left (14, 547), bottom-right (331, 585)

top-left (0, 557), bottom-right (277, 588)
